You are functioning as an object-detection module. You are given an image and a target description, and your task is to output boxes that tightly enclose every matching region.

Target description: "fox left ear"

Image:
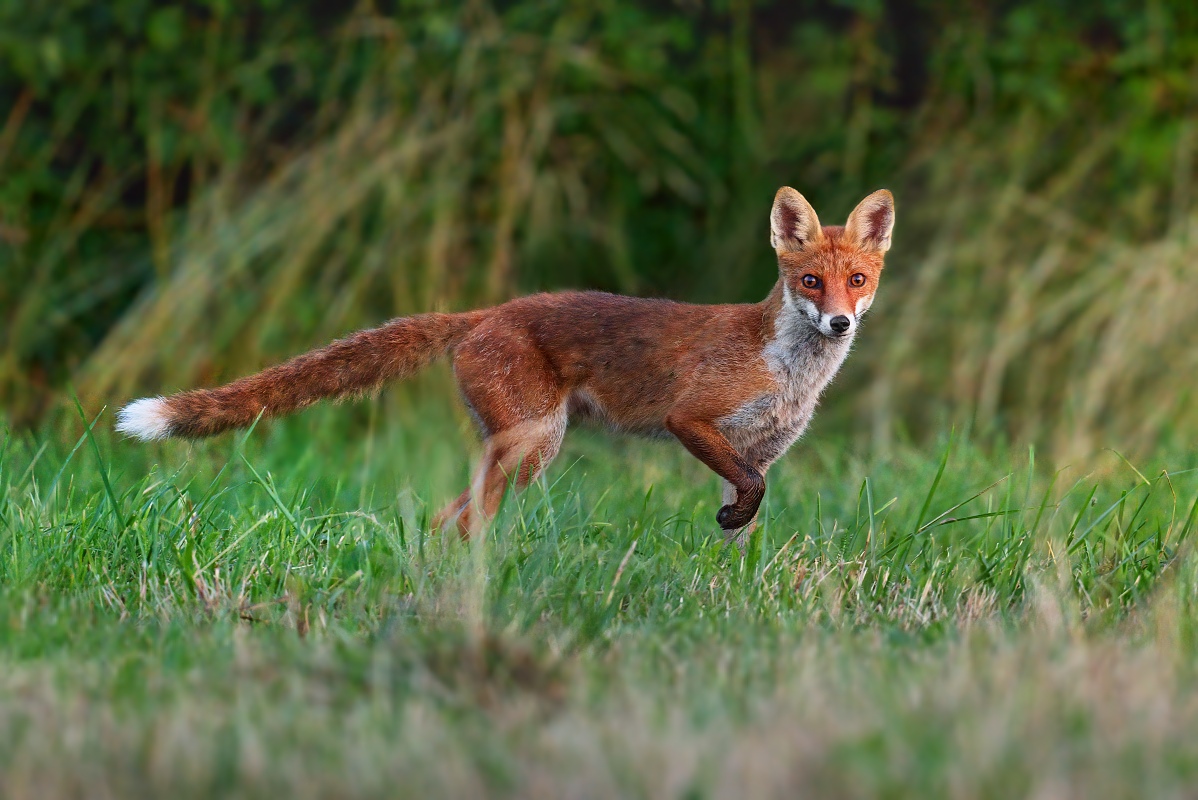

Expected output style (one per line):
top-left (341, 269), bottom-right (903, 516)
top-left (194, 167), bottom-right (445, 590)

top-left (844, 189), bottom-right (895, 253)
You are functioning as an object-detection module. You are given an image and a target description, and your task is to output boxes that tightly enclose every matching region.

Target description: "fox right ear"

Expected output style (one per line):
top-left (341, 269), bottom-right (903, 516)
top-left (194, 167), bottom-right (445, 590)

top-left (770, 187), bottom-right (823, 254)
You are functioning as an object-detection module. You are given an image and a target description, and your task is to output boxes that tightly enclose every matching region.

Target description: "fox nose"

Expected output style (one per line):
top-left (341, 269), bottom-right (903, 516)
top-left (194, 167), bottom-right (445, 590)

top-left (829, 315), bottom-right (851, 334)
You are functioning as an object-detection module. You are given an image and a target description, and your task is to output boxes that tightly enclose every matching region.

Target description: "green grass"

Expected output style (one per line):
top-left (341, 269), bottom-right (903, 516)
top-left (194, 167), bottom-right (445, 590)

top-left (2, 401), bottom-right (1198, 797)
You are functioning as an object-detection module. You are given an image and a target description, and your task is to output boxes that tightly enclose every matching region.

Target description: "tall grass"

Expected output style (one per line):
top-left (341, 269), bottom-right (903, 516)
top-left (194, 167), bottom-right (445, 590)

top-left (862, 124), bottom-right (1198, 457)
top-left (4, 2), bottom-right (1197, 455)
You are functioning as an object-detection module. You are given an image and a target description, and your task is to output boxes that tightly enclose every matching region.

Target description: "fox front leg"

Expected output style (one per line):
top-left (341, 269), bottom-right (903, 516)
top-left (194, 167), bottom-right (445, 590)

top-left (665, 414), bottom-right (766, 532)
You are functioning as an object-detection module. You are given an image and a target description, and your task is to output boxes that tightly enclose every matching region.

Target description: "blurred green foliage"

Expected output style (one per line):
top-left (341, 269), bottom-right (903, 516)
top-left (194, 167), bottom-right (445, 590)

top-left (1, 0), bottom-right (1196, 453)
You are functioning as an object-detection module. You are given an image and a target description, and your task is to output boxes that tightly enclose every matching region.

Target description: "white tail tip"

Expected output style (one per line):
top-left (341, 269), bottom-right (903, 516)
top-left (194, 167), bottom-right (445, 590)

top-left (115, 397), bottom-right (173, 441)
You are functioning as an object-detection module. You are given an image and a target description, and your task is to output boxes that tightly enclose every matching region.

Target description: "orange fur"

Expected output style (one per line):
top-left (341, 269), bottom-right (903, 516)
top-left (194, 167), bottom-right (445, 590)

top-left (117, 188), bottom-right (895, 542)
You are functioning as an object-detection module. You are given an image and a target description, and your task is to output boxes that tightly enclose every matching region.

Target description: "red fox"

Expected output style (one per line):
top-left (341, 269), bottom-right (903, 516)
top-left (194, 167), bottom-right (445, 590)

top-left (117, 187), bottom-right (894, 540)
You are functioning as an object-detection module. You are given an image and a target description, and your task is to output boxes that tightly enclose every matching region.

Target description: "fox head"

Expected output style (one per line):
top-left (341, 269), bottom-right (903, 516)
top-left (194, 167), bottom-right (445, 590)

top-left (770, 187), bottom-right (894, 340)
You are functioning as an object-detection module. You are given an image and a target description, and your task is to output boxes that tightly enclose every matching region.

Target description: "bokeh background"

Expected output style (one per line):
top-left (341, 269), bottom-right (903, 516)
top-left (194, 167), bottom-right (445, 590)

top-left (2, 0), bottom-right (1196, 458)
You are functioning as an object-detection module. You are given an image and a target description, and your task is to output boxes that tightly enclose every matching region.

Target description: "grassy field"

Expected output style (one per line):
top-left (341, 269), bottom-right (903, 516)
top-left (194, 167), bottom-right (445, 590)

top-left (2, 396), bottom-right (1197, 798)
top-left (3, 3), bottom-right (1196, 796)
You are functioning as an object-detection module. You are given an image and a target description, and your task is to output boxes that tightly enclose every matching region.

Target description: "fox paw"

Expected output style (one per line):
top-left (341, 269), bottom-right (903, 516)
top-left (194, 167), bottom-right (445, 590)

top-left (716, 503), bottom-right (756, 531)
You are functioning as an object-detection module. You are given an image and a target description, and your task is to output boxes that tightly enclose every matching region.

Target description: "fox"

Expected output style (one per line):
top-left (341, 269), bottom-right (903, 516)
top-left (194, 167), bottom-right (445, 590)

top-left (117, 187), bottom-right (894, 541)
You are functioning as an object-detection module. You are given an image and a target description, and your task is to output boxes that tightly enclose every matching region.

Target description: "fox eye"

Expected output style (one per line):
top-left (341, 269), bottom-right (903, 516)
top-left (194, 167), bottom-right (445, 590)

top-left (850, 273), bottom-right (867, 287)
top-left (801, 275), bottom-right (821, 289)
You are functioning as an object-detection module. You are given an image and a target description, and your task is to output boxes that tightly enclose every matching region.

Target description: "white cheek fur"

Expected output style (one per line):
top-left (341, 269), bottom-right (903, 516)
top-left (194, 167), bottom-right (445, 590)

top-left (792, 293), bottom-right (822, 325)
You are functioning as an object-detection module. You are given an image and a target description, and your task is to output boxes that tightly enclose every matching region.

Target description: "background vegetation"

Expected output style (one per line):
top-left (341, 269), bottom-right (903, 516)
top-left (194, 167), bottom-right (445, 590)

top-left (3, 1), bottom-right (1198, 795)
top-left (3, 0), bottom-right (1196, 455)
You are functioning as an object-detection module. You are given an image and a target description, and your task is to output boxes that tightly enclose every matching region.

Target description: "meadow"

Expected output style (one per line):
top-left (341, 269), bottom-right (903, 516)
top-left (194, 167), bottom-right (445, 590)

top-left (3, 2), bottom-right (1198, 796)
top-left (2, 393), bottom-right (1197, 797)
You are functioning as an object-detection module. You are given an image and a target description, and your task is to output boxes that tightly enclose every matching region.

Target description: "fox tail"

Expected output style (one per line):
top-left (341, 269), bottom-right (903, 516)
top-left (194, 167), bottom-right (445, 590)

top-left (116, 311), bottom-right (486, 441)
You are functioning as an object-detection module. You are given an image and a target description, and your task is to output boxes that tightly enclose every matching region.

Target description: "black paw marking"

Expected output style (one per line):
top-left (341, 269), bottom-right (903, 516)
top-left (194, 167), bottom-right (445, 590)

top-left (717, 504), bottom-right (754, 531)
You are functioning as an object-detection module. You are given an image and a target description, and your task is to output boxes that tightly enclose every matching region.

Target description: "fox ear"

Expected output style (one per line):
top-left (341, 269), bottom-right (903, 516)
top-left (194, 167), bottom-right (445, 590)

top-left (771, 187), bottom-right (823, 254)
top-left (844, 189), bottom-right (895, 253)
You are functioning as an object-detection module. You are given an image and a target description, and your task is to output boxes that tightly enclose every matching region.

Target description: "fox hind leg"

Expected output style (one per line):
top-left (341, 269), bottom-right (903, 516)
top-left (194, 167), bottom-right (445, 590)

top-left (436, 333), bottom-right (568, 539)
top-left (443, 412), bottom-right (566, 538)
top-left (432, 488), bottom-right (472, 534)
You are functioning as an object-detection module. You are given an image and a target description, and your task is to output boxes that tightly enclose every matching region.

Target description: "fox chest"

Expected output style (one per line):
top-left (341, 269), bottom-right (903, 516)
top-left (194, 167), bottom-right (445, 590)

top-left (717, 385), bottom-right (818, 457)
top-left (716, 336), bottom-right (850, 461)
